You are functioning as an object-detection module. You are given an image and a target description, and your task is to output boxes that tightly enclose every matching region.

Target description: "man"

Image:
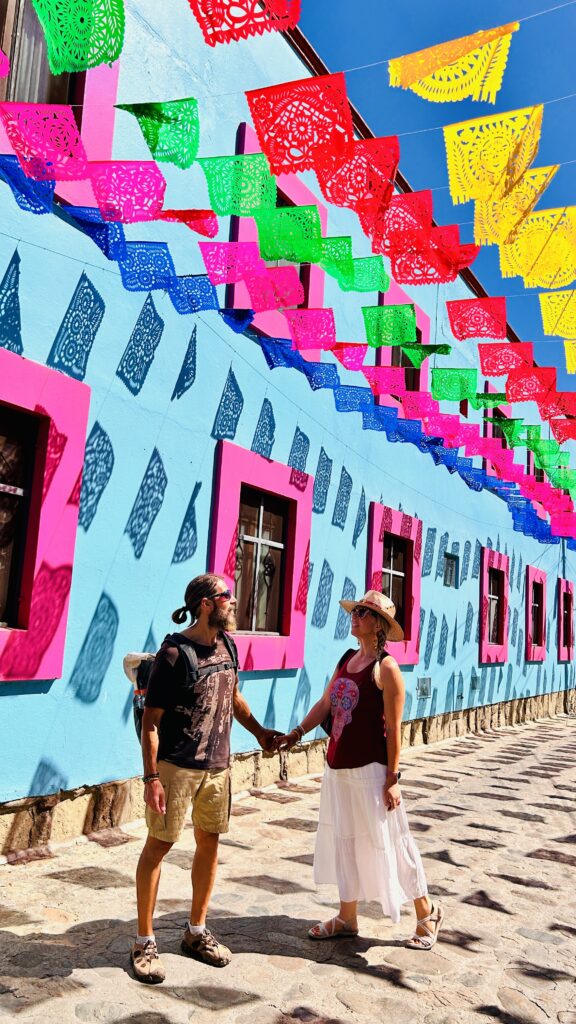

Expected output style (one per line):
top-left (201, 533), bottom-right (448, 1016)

top-left (131, 573), bottom-right (279, 984)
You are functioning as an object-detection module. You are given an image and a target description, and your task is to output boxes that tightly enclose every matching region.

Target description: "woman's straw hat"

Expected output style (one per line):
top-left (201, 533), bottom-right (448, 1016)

top-left (339, 589), bottom-right (404, 641)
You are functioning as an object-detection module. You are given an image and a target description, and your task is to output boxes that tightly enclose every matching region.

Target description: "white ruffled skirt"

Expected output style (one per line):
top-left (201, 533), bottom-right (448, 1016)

top-left (313, 763), bottom-right (428, 922)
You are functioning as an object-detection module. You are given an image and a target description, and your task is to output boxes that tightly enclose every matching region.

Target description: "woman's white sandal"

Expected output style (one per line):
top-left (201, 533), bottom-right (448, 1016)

top-left (308, 915), bottom-right (359, 940)
top-left (405, 903), bottom-right (444, 950)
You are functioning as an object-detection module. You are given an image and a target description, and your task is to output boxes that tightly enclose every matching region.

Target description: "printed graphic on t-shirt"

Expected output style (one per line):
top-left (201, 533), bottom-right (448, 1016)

top-left (174, 661), bottom-right (234, 765)
top-left (329, 676), bottom-right (359, 742)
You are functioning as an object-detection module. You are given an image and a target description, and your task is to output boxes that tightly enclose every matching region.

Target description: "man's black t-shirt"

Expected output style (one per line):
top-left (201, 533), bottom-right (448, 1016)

top-left (144, 633), bottom-right (236, 770)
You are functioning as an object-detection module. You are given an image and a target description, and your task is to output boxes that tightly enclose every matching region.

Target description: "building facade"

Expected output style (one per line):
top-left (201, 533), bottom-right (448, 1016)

top-left (0, 0), bottom-right (574, 850)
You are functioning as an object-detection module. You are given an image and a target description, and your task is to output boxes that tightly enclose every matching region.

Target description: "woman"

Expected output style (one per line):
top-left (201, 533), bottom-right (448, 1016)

top-left (278, 589), bottom-right (443, 949)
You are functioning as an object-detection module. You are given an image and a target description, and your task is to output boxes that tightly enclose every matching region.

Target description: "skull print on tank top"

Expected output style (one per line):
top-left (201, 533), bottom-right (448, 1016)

top-left (326, 651), bottom-right (389, 770)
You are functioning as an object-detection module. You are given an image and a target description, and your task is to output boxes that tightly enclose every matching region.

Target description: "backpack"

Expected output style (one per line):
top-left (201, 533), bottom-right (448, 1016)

top-left (123, 632), bottom-right (239, 742)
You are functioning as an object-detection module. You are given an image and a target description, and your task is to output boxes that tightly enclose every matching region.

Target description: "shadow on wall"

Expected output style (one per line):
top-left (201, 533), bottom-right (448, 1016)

top-left (68, 593), bottom-right (119, 704)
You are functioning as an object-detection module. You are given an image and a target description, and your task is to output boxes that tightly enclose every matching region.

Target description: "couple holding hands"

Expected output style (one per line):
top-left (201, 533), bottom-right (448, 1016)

top-left (131, 574), bottom-right (443, 985)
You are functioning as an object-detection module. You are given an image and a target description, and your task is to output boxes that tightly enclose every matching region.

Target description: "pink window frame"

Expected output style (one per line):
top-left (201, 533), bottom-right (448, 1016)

top-left (558, 577), bottom-right (574, 662)
top-left (209, 440), bottom-right (313, 671)
top-left (479, 547), bottom-right (510, 664)
top-left (0, 348), bottom-right (91, 681)
top-left (525, 564), bottom-right (546, 662)
top-left (367, 502), bottom-right (422, 665)
top-left (375, 280), bottom-right (430, 414)
top-left (0, 62), bottom-right (120, 206)
top-left (226, 122), bottom-right (328, 361)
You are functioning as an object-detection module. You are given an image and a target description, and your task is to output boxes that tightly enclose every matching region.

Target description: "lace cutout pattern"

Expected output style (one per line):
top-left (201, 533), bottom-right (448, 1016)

top-left (331, 344), bottom-right (368, 370)
top-left (320, 236), bottom-right (354, 282)
top-left (89, 161), bottom-right (166, 222)
top-left (352, 487), bottom-right (367, 547)
top-left (312, 447), bottom-right (332, 514)
top-left (251, 398), bottom-right (276, 458)
top-left (389, 23), bottom-right (519, 104)
top-left (0, 250), bottom-right (22, 354)
top-left (158, 208), bottom-right (218, 238)
top-left (499, 207), bottom-right (576, 290)
top-left (256, 205), bottom-right (322, 264)
top-left (443, 105), bottom-right (543, 205)
top-left (363, 366), bottom-right (408, 396)
top-left (0, 563), bottom-right (72, 680)
top-left (69, 592), bottom-right (119, 703)
top-left (116, 293), bottom-right (164, 396)
top-left (333, 256), bottom-right (389, 293)
top-left (169, 275), bottom-right (218, 315)
top-left (67, 205), bottom-right (127, 261)
top-left (370, 190), bottom-right (433, 254)
top-left (313, 135), bottom-right (399, 209)
top-left (30, 0), bottom-right (125, 74)
top-left (505, 367), bottom-right (556, 404)
top-left (116, 98), bottom-right (199, 169)
top-left (446, 297), bottom-right (507, 340)
top-left (245, 266), bottom-right (304, 312)
top-left (540, 290), bottom-right (576, 337)
top-left (478, 342), bottom-right (534, 377)
top-left (198, 154), bottom-right (276, 216)
top-left (118, 241), bottom-right (176, 292)
top-left (0, 154), bottom-right (55, 213)
top-left (172, 482), bottom-right (201, 563)
top-left (285, 308), bottom-right (336, 351)
top-left (125, 449), bottom-right (168, 559)
top-left (362, 304), bottom-right (416, 348)
top-left (79, 422), bottom-right (114, 531)
top-left (474, 164), bottom-right (558, 246)
top-left (172, 326), bottom-right (197, 401)
top-left (199, 241), bottom-right (264, 285)
top-left (0, 103), bottom-right (88, 180)
top-left (47, 272), bottom-right (105, 380)
top-left (187, 0), bottom-right (300, 47)
top-left (246, 73), bottom-right (354, 175)
top-left (332, 467), bottom-right (353, 529)
top-left (211, 369), bottom-right (244, 440)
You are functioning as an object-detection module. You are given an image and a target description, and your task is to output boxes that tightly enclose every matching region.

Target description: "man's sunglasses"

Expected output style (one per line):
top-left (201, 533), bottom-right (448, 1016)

top-left (208, 589), bottom-right (232, 601)
top-left (351, 605), bottom-right (372, 619)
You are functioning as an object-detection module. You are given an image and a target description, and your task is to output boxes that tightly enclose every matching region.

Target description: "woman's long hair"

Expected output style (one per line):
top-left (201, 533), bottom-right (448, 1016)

top-left (172, 573), bottom-right (224, 625)
top-left (372, 619), bottom-right (389, 685)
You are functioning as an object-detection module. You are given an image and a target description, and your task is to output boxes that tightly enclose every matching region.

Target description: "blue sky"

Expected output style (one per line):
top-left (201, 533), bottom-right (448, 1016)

top-left (299, 0), bottom-right (576, 388)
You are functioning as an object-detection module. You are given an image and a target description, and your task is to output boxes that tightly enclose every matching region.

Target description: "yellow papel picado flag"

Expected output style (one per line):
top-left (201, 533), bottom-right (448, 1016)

top-left (444, 105), bottom-right (543, 206)
top-left (474, 164), bottom-right (558, 246)
top-left (565, 341), bottom-right (576, 374)
top-left (540, 290), bottom-right (576, 337)
top-left (389, 22), bottom-right (519, 104)
top-left (499, 207), bottom-right (576, 290)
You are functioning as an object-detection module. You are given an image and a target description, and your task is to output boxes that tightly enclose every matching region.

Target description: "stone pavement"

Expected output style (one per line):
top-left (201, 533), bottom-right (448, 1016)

top-left (0, 716), bottom-right (575, 1024)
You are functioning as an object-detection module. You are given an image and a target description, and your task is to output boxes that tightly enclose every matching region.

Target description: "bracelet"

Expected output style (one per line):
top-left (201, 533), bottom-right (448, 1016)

top-left (293, 724), bottom-right (305, 740)
top-left (143, 773), bottom-right (160, 784)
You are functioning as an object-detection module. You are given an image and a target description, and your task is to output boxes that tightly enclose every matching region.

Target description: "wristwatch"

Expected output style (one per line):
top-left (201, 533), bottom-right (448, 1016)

top-left (386, 770), bottom-right (401, 783)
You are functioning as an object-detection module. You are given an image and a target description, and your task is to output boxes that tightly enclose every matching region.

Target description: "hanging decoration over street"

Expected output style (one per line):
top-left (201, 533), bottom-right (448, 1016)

top-left (564, 341), bottom-right (576, 374)
top-left (199, 241), bottom-right (264, 285)
top-left (284, 308), bottom-right (336, 351)
top-left (474, 164), bottom-right (559, 246)
top-left (313, 135), bottom-right (399, 211)
top-left (478, 342), bottom-right (534, 376)
top-left (370, 190), bottom-right (433, 254)
top-left (0, 154), bottom-right (55, 214)
top-left (244, 266), bottom-right (304, 312)
top-left (0, 103), bottom-right (88, 180)
top-left (443, 105), bottom-right (543, 205)
top-left (187, 0), bottom-right (300, 46)
top-left (391, 226), bottom-right (479, 286)
top-left (115, 98), bottom-right (200, 169)
top-left (30, 0), bottom-right (125, 73)
top-left (255, 204), bottom-right (323, 263)
top-left (198, 154), bottom-right (276, 216)
top-left (389, 22), bottom-right (519, 104)
top-left (499, 207), bottom-right (576, 289)
top-left (246, 73), bottom-right (354, 175)
top-left (362, 304), bottom-right (417, 347)
top-left (158, 208), bottom-right (218, 238)
top-left (88, 161), bottom-right (167, 222)
top-left (446, 297), bottom-right (507, 340)
top-left (333, 256), bottom-right (390, 293)
top-left (539, 290), bottom-right (576, 337)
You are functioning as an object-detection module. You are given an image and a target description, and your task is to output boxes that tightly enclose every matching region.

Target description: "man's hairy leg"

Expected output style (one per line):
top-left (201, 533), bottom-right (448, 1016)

top-left (136, 835), bottom-right (173, 935)
top-left (190, 826), bottom-right (220, 926)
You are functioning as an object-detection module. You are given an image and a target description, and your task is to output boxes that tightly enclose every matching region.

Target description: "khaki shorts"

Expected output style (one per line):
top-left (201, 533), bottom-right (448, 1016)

top-left (146, 760), bottom-right (231, 843)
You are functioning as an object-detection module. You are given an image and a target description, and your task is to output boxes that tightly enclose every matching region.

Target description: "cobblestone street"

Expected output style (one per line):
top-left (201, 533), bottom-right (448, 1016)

top-left (0, 716), bottom-right (575, 1024)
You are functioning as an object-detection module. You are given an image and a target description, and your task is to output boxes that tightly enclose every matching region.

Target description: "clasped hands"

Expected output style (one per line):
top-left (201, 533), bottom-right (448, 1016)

top-left (257, 727), bottom-right (301, 753)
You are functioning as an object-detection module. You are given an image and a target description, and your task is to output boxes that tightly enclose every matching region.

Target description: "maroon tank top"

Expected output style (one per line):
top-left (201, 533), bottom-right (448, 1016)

top-left (326, 651), bottom-right (388, 770)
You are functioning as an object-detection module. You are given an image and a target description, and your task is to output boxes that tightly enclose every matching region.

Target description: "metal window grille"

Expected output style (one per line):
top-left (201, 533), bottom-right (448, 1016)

top-left (531, 580), bottom-right (544, 646)
top-left (562, 590), bottom-right (573, 649)
top-left (234, 484), bottom-right (288, 634)
top-left (443, 553), bottom-right (459, 588)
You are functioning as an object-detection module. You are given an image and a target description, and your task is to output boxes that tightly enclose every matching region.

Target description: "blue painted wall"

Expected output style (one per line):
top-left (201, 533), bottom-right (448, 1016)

top-left (0, 0), bottom-right (574, 802)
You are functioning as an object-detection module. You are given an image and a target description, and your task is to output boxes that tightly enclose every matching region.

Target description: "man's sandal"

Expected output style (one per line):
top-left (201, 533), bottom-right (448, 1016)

top-left (308, 916), bottom-right (359, 940)
top-left (405, 903), bottom-right (444, 950)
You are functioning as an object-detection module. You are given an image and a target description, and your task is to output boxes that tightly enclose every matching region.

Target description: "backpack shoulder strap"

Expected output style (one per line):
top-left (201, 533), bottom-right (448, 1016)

top-left (221, 631), bottom-right (239, 672)
top-left (162, 633), bottom-right (199, 682)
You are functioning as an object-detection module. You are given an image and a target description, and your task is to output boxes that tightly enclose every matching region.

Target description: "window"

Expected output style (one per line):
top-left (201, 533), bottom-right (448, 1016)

top-left (209, 441), bottom-right (313, 670)
top-left (488, 567), bottom-right (504, 644)
top-left (479, 547), bottom-right (509, 664)
top-left (526, 451), bottom-right (545, 483)
top-left (382, 532), bottom-right (407, 629)
top-left (390, 325), bottom-right (421, 392)
top-left (367, 502), bottom-right (422, 665)
top-left (531, 581), bottom-right (544, 646)
top-left (525, 565), bottom-right (546, 663)
top-left (0, 0), bottom-right (85, 107)
top-left (235, 485), bottom-right (288, 634)
top-left (485, 408), bottom-right (508, 447)
top-left (0, 406), bottom-right (39, 628)
top-left (0, 348), bottom-right (91, 682)
top-left (443, 553), bottom-right (459, 588)
top-left (558, 578), bottom-right (574, 661)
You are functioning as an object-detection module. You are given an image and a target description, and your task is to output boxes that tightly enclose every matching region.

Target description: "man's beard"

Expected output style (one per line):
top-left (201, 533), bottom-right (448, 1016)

top-left (208, 606), bottom-right (237, 632)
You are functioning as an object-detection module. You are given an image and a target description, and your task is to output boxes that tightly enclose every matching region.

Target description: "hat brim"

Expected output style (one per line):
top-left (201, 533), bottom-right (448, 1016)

top-left (339, 599), bottom-right (405, 642)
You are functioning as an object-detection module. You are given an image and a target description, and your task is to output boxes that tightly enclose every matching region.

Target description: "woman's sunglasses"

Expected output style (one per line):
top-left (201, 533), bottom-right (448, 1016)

top-left (351, 605), bottom-right (372, 619)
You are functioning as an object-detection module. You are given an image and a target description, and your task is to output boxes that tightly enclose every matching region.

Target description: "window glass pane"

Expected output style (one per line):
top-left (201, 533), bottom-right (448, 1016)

top-left (531, 581), bottom-right (543, 645)
top-left (255, 545), bottom-right (283, 632)
top-left (563, 591), bottom-right (573, 647)
top-left (260, 495), bottom-right (285, 545)
top-left (2, 0), bottom-right (79, 105)
top-left (382, 569), bottom-right (394, 602)
top-left (234, 537), bottom-right (256, 631)
top-left (0, 406), bottom-right (37, 626)
top-left (391, 575), bottom-right (405, 629)
top-left (488, 568), bottom-right (502, 644)
top-left (392, 537), bottom-right (406, 573)
top-left (444, 554), bottom-right (458, 588)
top-left (239, 486), bottom-right (260, 538)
